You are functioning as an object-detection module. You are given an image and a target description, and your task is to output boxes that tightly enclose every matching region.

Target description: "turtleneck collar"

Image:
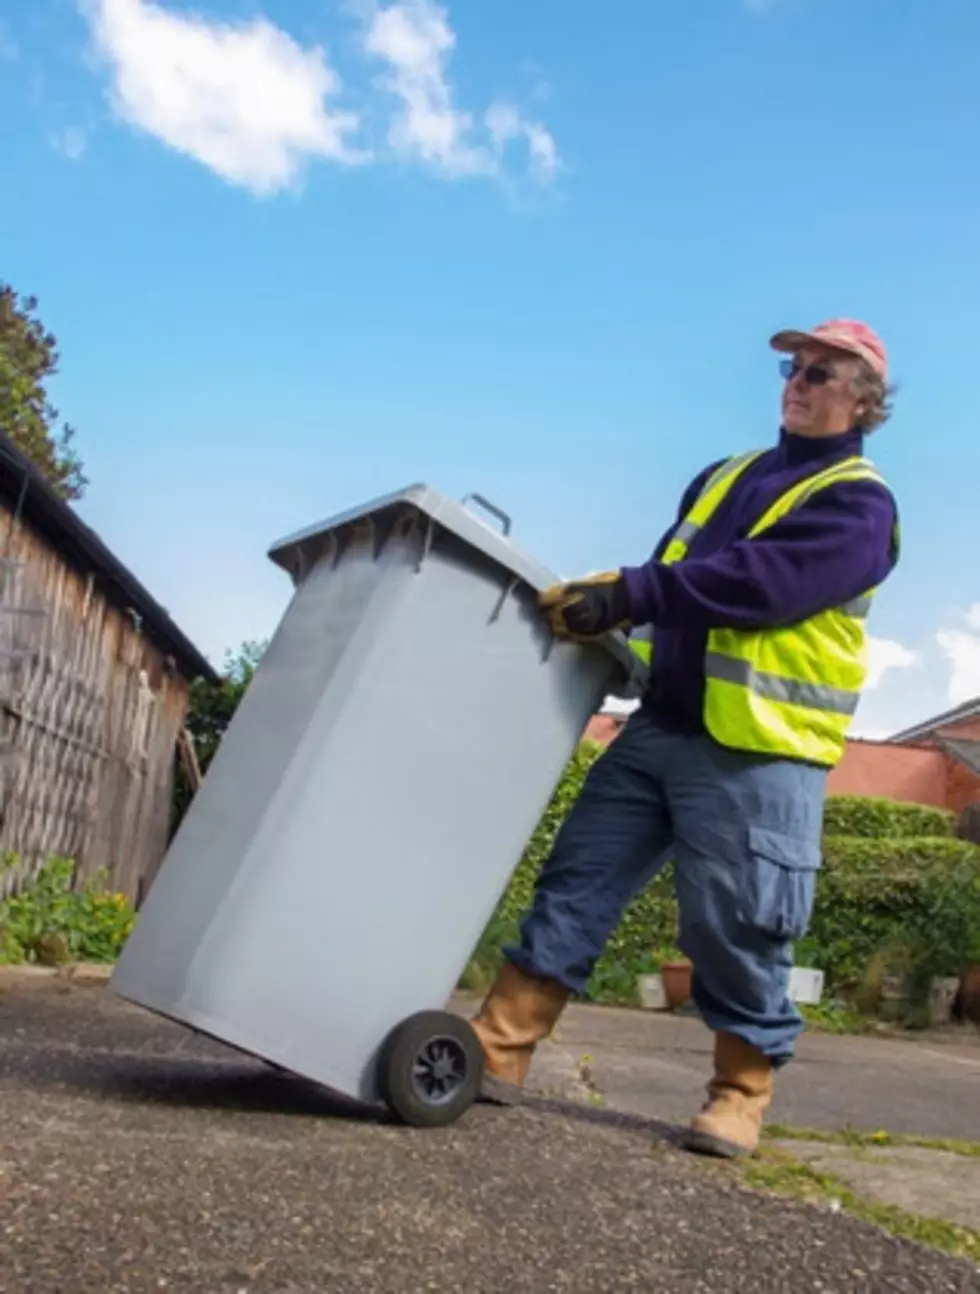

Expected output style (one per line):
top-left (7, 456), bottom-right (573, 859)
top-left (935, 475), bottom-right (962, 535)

top-left (776, 425), bottom-right (865, 467)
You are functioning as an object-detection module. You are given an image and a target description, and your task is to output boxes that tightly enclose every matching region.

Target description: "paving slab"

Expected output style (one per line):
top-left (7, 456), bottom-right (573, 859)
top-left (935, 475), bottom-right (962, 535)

top-left (769, 1141), bottom-right (980, 1233)
top-left (0, 987), bottom-right (978, 1293)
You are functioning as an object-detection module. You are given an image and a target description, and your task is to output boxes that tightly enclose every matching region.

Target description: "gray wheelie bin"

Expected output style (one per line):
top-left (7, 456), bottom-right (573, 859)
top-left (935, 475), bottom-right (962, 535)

top-left (110, 485), bottom-right (643, 1128)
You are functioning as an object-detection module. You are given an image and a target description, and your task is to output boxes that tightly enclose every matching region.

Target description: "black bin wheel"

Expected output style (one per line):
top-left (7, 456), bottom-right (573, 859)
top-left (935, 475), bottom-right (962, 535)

top-left (377, 1010), bottom-right (484, 1128)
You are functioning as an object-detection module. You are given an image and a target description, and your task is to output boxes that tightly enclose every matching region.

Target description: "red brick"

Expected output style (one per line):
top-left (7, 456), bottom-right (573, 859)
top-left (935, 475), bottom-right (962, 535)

top-left (946, 760), bottom-right (980, 814)
top-left (828, 739), bottom-right (949, 807)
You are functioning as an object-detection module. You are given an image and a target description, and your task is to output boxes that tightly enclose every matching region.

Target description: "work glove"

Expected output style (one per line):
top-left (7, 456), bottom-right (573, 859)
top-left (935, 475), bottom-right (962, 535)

top-left (538, 571), bottom-right (632, 641)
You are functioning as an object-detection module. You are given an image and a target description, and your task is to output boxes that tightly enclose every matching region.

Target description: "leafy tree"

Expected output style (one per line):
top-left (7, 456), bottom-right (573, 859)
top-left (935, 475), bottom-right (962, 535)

top-left (0, 282), bottom-right (86, 500)
top-left (170, 640), bottom-right (268, 833)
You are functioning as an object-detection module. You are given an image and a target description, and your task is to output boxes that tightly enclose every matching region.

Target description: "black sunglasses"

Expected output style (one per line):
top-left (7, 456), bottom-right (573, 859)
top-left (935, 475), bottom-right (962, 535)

top-left (780, 357), bottom-right (834, 386)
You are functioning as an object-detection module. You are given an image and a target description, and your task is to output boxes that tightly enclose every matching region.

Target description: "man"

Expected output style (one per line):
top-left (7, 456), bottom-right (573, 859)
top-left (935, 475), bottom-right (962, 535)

top-left (470, 318), bottom-right (899, 1158)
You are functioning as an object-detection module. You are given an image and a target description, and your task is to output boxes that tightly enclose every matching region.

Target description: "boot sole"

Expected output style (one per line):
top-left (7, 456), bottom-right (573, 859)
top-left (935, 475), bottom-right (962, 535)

top-left (683, 1128), bottom-right (755, 1159)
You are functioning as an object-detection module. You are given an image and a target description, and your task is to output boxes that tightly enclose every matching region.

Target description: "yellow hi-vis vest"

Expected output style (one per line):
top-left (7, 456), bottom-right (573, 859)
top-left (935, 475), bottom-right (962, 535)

top-left (628, 450), bottom-right (898, 767)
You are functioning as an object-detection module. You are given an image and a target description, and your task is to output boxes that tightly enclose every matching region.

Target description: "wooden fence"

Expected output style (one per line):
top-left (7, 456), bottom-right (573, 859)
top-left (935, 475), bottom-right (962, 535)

top-left (0, 500), bottom-right (194, 902)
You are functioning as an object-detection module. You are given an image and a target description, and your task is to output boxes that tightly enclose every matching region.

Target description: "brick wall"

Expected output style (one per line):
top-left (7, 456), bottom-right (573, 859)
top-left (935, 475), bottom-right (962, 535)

top-left (827, 739), bottom-right (950, 807)
top-left (947, 760), bottom-right (980, 813)
top-left (581, 711), bottom-right (980, 812)
top-left (941, 716), bottom-right (980, 810)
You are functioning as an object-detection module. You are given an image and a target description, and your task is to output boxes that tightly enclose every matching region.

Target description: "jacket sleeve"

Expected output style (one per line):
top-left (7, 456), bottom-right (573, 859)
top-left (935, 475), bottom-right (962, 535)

top-left (620, 479), bottom-right (898, 632)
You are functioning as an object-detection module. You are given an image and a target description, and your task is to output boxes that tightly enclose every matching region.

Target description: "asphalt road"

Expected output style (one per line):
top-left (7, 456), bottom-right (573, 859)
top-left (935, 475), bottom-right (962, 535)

top-left (0, 987), bottom-right (977, 1294)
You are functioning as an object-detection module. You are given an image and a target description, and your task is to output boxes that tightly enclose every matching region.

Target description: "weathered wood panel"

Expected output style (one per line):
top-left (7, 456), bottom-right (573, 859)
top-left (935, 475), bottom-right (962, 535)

top-left (0, 498), bottom-right (192, 901)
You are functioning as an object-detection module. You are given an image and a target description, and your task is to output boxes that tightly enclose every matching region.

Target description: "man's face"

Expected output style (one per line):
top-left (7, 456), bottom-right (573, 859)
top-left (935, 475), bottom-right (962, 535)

top-left (780, 344), bottom-right (864, 438)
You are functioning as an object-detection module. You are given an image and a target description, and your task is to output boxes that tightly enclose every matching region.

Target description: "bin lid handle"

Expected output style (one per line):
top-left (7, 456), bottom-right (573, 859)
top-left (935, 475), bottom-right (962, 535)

top-left (460, 493), bottom-right (512, 537)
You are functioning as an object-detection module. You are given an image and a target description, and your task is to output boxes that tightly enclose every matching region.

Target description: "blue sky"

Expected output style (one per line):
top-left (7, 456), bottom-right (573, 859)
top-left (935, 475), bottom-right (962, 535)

top-left (2, 0), bottom-right (978, 736)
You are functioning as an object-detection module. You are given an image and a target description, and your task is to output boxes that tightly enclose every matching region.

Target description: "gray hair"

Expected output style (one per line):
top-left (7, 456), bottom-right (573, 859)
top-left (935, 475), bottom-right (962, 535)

top-left (850, 359), bottom-right (896, 433)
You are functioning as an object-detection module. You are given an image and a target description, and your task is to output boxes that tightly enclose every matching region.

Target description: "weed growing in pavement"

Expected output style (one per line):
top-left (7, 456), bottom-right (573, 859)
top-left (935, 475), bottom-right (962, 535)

top-left (742, 1146), bottom-right (980, 1265)
top-left (764, 1124), bottom-right (980, 1159)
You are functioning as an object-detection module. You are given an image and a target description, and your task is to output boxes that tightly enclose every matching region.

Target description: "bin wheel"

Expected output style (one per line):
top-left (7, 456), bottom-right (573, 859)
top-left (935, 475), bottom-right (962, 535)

top-left (378, 1011), bottom-right (484, 1128)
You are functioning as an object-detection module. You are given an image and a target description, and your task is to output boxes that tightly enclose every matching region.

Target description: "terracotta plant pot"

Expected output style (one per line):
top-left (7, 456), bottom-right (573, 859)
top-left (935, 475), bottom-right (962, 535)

top-left (660, 959), bottom-right (693, 1010)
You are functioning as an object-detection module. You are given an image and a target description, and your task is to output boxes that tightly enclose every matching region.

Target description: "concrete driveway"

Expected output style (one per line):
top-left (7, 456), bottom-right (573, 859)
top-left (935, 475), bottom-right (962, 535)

top-left (0, 982), bottom-right (978, 1293)
top-left (513, 997), bottom-right (980, 1140)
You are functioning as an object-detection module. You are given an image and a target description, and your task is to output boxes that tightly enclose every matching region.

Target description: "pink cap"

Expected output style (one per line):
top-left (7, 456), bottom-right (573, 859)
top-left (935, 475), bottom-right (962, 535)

top-left (770, 318), bottom-right (888, 382)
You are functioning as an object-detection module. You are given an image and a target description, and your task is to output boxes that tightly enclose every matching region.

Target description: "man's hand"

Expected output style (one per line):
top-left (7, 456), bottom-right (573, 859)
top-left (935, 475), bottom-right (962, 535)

top-left (538, 571), bottom-right (632, 641)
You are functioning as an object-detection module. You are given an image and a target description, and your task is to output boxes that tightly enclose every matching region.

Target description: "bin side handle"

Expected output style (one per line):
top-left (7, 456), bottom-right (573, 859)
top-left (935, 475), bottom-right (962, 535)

top-left (461, 493), bottom-right (512, 536)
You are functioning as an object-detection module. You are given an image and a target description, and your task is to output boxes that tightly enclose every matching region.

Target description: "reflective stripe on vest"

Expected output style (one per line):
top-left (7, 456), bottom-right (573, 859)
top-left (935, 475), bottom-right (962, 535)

top-left (703, 652), bottom-right (861, 716)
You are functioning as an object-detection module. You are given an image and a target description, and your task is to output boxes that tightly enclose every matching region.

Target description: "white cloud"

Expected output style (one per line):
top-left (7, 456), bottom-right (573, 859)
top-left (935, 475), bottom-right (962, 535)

top-left (78, 0), bottom-right (558, 195)
top-left (864, 635), bottom-right (919, 691)
top-left (486, 100), bottom-right (560, 184)
top-left (362, 0), bottom-right (559, 184)
top-left (81, 0), bottom-right (367, 195)
top-left (936, 604), bottom-right (980, 705)
top-left (50, 126), bottom-right (88, 160)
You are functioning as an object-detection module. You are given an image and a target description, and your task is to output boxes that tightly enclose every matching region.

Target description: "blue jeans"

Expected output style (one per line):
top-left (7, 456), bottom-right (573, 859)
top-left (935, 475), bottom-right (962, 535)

top-left (506, 708), bottom-right (827, 1063)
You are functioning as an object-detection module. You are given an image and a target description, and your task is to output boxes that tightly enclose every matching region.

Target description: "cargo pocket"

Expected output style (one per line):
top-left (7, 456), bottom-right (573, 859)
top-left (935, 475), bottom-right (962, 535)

top-left (739, 825), bottom-right (822, 942)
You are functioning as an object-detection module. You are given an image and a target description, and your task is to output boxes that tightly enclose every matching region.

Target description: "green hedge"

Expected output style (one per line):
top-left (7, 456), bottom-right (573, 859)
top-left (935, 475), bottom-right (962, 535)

top-left (462, 743), bottom-right (980, 1011)
top-left (822, 795), bottom-right (954, 840)
top-left (810, 836), bottom-right (980, 993)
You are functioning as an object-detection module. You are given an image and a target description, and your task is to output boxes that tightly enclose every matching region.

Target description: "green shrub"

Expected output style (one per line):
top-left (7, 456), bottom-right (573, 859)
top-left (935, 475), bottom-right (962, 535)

top-left (809, 836), bottom-right (980, 996)
top-left (0, 855), bottom-right (137, 965)
top-left (822, 795), bottom-right (954, 840)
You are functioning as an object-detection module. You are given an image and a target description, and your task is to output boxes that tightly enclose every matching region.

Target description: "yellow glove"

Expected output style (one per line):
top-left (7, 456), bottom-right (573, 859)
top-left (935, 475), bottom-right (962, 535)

top-left (538, 571), bottom-right (632, 641)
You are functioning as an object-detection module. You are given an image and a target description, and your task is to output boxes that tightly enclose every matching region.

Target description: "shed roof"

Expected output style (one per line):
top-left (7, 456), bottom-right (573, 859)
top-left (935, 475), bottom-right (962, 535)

top-left (888, 696), bottom-right (980, 743)
top-left (939, 738), bottom-right (980, 776)
top-left (0, 431), bottom-right (216, 682)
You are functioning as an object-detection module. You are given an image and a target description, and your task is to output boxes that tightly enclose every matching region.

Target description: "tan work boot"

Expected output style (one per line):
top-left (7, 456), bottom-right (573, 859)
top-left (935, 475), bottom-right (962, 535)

top-left (470, 959), bottom-right (569, 1104)
top-left (684, 1032), bottom-right (773, 1158)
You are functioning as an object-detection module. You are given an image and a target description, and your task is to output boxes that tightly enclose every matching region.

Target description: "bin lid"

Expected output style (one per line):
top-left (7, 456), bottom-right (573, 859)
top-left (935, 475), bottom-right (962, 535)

top-left (267, 483), bottom-right (645, 694)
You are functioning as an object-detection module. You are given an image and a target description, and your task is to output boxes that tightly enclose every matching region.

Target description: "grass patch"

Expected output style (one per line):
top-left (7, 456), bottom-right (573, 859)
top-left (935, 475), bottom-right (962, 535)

top-left (742, 1147), bottom-right (980, 1265)
top-left (763, 1123), bottom-right (980, 1159)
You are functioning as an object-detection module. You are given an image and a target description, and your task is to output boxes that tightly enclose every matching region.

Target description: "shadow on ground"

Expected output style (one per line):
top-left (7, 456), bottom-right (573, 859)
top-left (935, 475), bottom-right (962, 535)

top-left (36, 1037), bottom-right (689, 1148)
top-left (66, 1053), bottom-right (377, 1119)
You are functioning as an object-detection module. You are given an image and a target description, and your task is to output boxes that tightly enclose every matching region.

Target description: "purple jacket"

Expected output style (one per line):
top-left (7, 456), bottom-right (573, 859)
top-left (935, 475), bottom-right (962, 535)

top-left (620, 427), bottom-right (899, 734)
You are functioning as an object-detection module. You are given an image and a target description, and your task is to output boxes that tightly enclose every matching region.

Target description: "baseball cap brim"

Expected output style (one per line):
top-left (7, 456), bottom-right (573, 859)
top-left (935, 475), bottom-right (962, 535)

top-left (770, 328), bottom-right (859, 357)
top-left (769, 326), bottom-right (887, 378)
